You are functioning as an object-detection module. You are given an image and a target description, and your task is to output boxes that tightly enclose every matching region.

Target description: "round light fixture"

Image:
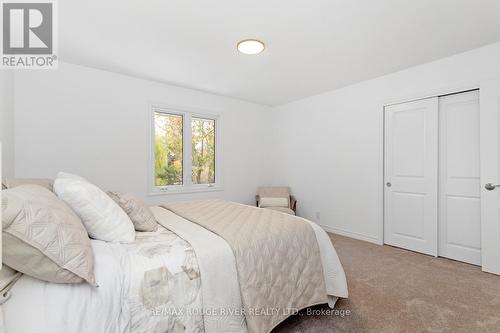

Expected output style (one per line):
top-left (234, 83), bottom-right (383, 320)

top-left (237, 39), bottom-right (265, 55)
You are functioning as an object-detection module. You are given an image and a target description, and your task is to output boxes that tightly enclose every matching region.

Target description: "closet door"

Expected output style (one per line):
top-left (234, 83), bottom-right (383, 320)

top-left (439, 91), bottom-right (481, 265)
top-left (384, 98), bottom-right (438, 256)
top-left (480, 78), bottom-right (500, 275)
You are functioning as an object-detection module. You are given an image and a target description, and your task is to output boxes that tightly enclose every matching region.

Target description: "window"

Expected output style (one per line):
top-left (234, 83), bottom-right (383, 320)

top-left (151, 105), bottom-right (221, 193)
top-left (154, 112), bottom-right (183, 186)
top-left (191, 117), bottom-right (216, 184)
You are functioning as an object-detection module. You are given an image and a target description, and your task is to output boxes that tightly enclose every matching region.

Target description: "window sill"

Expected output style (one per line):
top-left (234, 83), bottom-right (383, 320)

top-left (148, 186), bottom-right (224, 196)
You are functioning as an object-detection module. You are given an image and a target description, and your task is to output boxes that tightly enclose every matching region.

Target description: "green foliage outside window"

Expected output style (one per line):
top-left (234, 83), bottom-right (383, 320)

top-left (192, 117), bottom-right (215, 184)
top-left (154, 112), bottom-right (215, 187)
top-left (154, 112), bottom-right (183, 186)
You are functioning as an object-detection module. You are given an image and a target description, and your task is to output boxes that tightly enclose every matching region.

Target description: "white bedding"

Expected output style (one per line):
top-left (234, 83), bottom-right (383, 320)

top-left (2, 225), bottom-right (204, 333)
top-left (151, 207), bottom-right (247, 333)
top-left (1, 206), bottom-right (348, 333)
top-left (2, 240), bottom-right (130, 333)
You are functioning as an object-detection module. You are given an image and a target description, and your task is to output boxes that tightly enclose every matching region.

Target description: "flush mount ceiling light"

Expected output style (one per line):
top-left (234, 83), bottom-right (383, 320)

top-left (237, 39), bottom-right (265, 55)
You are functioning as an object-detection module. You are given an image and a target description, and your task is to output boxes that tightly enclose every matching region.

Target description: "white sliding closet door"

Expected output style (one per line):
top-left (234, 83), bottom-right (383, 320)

top-left (480, 79), bottom-right (500, 275)
top-left (438, 91), bottom-right (481, 265)
top-left (384, 98), bottom-right (438, 256)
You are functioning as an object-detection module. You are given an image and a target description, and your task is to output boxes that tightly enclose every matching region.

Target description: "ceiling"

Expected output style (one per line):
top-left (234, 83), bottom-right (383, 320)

top-left (60, 0), bottom-right (500, 106)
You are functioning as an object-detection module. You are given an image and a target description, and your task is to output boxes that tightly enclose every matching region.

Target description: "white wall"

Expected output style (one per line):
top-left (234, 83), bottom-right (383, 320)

top-left (271, 41), bottom-right (500, 244)
top-left (12, 42), bottom-right (500, 243)
top-left (14, 62), bottom-right (273, 205)
top-left (0, 71), bottom-right (14, 178)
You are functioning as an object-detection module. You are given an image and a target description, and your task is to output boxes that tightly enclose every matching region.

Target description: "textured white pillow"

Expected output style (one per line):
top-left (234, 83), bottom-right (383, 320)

top-left (259, 197), bottom-right (289, 208)
top-left (57, 172), bottom-right (88, 182)
top-left (54, 172), bottom-right (135, 243)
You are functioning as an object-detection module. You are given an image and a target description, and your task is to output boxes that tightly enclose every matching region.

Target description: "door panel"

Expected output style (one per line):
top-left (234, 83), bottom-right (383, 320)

top-left (393, 109), bottom-right (426, 177)
top-left (480, 79), bottom-right (500, 275)
top-left (439, 90), bottom-right (481, 265)
top-left (384, 98), bottom-right (438, 256)
top-left (392, 192), bottom-right (425, 239)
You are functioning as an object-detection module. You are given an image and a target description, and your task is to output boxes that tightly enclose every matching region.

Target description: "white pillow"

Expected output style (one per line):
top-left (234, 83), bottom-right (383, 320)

top-left (54, 172), bottom-right (135, 243)
top-left (259, 197), bottom-right (289, 208)
top-left (57, 171), bottom-right (88, 182)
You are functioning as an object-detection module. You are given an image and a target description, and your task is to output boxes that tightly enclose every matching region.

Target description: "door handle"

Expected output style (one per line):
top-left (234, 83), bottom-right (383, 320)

top-left (485, 183), bottom-right (500, 191)
top-left (386, 182), bottom-right (392, 187)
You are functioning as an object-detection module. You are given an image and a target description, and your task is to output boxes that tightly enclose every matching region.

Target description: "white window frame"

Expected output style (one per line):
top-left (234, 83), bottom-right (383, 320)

top-left (149, 103), bottom-right (223, 195)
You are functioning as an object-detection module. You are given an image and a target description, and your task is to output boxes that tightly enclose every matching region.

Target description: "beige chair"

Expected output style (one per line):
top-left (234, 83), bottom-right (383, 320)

top-left (255, 186), bottom-right (297, 215)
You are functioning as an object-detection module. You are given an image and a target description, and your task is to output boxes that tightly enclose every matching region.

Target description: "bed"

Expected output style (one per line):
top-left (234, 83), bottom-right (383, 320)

top-left (2, 201), bottom-right (348, 333)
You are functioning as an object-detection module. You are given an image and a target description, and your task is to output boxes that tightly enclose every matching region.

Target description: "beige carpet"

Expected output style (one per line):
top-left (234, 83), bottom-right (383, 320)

top-left (273, 234), bottom-right (500, 333)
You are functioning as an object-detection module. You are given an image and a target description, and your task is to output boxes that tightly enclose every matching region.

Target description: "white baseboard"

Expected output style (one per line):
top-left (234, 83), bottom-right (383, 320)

top-left (319, 224), bottom-right (383, 245)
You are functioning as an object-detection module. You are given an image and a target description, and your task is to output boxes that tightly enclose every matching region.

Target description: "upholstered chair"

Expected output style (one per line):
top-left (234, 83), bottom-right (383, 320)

top-left (255, 186), bottom-right (297, 215)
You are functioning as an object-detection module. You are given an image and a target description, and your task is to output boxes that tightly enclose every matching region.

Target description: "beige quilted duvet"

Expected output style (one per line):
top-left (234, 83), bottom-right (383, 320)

top-left (162, 200), bottom-right (328, 333)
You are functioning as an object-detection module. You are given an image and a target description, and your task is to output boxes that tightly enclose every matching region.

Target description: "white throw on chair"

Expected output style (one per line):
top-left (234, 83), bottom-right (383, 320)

top-left (255, 186), bottom-right (297, 215)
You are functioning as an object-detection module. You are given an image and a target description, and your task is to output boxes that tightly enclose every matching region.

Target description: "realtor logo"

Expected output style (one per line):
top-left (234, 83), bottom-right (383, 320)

top-left (1, 0), bottom-right (57, 68)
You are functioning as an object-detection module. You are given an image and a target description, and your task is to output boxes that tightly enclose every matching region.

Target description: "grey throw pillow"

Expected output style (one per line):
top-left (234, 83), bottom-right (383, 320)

top-left (108, 192), bottom-right (158, 232)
